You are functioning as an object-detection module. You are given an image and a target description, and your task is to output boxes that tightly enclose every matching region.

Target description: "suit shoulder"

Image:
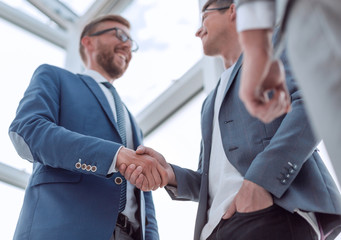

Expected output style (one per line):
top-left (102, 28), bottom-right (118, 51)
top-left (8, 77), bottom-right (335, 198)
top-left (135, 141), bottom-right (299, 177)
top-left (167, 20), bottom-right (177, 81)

top-left (35, 64), bottom-right (75, 77)
top-left (31, 64), bottom-right (79, 88)
top-left (36, 64), bottom-right (63, 71)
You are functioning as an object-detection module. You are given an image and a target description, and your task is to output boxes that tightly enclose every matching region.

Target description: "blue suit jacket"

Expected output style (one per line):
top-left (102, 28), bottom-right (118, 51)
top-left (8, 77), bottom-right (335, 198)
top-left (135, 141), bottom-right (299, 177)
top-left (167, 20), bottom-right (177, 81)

top-left (9, 64), bottom-right (159, 240)
top-left (167, 54), bottom-right (341, 240)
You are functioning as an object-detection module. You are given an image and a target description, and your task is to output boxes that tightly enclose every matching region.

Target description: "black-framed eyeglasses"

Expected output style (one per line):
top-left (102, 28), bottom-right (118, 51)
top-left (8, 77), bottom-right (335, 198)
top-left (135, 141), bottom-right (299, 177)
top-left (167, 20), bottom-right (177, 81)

top-left (89, 27), bottom-right (139, 52)
top-left (203, 5), bottom-right (231, 13)
top-left (201, 5), bottom-right (231, 23)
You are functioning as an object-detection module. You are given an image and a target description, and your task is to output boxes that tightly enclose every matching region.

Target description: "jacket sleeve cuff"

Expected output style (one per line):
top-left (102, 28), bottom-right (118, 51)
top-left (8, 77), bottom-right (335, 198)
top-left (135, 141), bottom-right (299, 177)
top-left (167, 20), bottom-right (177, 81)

top-left (107, 146), bottom-right (123, 174)
top-left (236, 1), bottom-right (276, 32)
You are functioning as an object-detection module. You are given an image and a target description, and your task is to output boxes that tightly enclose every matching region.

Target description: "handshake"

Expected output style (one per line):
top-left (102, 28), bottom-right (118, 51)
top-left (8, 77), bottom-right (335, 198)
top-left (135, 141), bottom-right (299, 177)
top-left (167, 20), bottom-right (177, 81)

top-left (116, 146), bottom-right (176, 191)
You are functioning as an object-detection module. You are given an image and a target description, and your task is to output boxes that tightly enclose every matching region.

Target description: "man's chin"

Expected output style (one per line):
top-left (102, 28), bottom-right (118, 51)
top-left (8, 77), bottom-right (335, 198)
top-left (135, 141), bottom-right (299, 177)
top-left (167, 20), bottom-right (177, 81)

top-left (203, 47), bottom-right (218, 57)
top-left (111, 62), bottom-right (127, 75)
top-left (106, 67), bottom-right (124, 79)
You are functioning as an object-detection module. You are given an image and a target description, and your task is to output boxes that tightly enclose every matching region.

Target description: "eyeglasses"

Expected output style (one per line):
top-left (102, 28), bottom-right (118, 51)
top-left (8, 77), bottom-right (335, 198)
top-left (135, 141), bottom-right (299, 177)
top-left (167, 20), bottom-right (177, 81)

top-left (203, 5), bottom-right (231, 13)
top-left (89, 27), bottom-right (139, 52)
top-left (201, 5), bottom-right (231, 22)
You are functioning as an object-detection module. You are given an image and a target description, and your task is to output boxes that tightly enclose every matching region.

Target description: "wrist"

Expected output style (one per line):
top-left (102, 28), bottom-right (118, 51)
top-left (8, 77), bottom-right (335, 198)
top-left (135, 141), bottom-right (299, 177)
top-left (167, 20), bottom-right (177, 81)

top-left (166, 164), bottom-right (177, 187)
top-left (116, 146), bottom-right (128, 168)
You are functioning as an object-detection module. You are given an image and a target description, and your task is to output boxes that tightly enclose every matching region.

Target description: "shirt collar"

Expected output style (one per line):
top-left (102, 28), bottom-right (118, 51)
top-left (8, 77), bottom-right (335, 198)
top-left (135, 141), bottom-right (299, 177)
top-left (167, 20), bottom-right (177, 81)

top-left (83, 69), bottom-right (111, 84)
top-left (220, 62), bottom-right (236, 82)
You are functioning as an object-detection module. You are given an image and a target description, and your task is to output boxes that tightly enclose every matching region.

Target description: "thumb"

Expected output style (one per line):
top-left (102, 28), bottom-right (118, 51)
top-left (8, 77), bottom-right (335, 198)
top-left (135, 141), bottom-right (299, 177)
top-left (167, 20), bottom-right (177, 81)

top-left (223, 199), bottom-right (236, 219)
top-left (136, 145), bottom-right (146, 155)
top-left (137, 146), bottom-right (155, 157)
top-left (119, 164), bottom-right (127, 176)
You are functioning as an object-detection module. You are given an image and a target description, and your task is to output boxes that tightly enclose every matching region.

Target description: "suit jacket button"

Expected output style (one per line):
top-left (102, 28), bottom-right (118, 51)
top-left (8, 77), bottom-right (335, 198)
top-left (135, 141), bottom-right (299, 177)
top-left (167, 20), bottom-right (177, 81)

top-left (86, 165), bottom-right (91, 171)
top-left (115, 177), bottom-right (123, 185)
top-left (281, 179), bottom-right (287, 184)
top-left (81, 164), bottom-right (87, 170)
top-left (75, 162), bottom-right (81, 169)
top-left (288, 162), bottom-right (298, 170)
top-left (91, 166), bottom-right (97, 172)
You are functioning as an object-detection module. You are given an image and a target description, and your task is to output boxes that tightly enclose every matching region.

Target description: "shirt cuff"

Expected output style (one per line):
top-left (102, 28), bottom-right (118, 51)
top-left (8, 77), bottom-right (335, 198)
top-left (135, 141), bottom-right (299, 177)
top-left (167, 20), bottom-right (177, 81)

top-left (107, 146), bottom-right (123, 174)
top-left (236, 1), bottom-right (276, 32)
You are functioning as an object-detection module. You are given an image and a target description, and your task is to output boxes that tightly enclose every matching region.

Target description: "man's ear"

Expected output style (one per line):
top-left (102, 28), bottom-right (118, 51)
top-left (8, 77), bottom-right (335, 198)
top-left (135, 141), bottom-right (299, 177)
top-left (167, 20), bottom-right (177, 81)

top-left (230, 3), bottom-right (237, 21)
top-left (81, 36), bottom-right (94, 51)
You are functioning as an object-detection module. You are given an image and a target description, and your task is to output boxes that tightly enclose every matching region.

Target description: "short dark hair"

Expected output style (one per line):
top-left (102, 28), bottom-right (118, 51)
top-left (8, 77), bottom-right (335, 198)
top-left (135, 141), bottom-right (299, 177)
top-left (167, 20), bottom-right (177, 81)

top-left (202, 0), bottom-right (234, 12)
top-left (79, 15), bottom-right (131, 63)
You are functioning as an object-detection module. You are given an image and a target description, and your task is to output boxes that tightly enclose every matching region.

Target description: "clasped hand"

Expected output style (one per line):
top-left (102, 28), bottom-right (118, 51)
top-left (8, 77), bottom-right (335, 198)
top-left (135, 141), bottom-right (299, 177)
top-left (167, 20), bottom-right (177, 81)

top-left (238, 29), bottom-right (291, 123)
top-left (116, 146), bottom-right (175, 191)
top-left (116, 147), bottom-right (273, 220)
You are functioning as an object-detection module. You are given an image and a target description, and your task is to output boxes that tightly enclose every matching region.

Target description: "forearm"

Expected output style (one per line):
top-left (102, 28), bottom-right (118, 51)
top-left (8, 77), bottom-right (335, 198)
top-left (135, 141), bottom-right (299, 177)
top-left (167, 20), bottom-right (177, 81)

top-left (9, 65), bottom-right (122, 177)
top-left (9, 117), bottom-right (121, 176)
top-left (239, 31), bottom-right (273, 97)
top-left (237, 3), bottom-right (275, 90)
top-left (239, 29), bottom-right (273, 57)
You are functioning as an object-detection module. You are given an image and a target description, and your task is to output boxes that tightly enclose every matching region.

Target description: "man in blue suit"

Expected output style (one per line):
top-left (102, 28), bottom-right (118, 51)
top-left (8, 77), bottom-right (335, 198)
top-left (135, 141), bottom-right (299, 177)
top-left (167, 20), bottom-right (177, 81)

top-left (9, 15), bottom-right (166, 240)
top-left (124, 1), bottom-right (341, 239)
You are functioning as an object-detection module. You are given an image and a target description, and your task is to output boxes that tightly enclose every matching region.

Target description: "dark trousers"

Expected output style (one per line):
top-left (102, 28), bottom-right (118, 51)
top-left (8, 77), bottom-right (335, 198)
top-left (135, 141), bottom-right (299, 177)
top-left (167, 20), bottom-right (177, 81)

top-left (207, 205), bottom-right (317, 240)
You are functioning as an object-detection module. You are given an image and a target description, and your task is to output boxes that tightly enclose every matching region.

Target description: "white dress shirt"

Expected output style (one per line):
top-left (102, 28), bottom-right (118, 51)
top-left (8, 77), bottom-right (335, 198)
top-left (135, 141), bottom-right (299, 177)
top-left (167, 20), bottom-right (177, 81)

top-left (200, 64), bottom-right (244, 240)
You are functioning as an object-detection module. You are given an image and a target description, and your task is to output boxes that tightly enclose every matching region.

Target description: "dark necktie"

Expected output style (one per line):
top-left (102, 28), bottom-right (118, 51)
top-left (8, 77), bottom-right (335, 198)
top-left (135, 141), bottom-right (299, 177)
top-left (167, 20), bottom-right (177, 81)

top-left (101, 81), bottom-right (127, 213)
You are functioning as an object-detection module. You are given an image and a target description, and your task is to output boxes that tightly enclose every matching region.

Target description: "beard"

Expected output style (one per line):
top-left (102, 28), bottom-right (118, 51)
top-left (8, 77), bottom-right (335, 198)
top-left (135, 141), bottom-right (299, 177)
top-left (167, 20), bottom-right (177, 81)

top-left (96, 43), bottom-right (129, 79)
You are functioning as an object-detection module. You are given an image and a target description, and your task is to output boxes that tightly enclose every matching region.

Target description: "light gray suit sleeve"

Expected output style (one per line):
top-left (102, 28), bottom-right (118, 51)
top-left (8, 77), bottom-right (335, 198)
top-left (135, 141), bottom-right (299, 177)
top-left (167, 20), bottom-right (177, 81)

top-left (165, 164), bottom-right (202, 202)
top-left (165, 141), bottom-right (204, 202)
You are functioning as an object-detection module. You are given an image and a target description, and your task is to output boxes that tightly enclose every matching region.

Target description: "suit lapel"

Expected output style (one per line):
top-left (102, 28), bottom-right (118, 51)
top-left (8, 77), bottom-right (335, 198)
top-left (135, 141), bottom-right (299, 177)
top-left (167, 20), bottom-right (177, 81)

top-left (200, 54), bottom-right (243, 160)
top-left (195, 56), bottom-right (243, 240)
top-left (78, 74), bottom-right (119, 131)
top-left (222, 54), bottom-right (243, 97)
top-left (194, 85), bottom-right (219, 240)
top-left (201, 85), bottom-right (219, 169)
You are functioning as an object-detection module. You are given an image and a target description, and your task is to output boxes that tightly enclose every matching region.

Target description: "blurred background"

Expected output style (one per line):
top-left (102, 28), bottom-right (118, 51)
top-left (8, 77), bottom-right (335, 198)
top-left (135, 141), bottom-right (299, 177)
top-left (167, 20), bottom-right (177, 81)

top-left (0, 0), bottom-right (339, 239)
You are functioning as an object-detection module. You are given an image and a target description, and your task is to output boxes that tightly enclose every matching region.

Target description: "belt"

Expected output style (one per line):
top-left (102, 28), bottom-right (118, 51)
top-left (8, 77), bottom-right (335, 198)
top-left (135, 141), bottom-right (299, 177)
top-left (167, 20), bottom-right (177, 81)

top-left (116, 213), bottom-right (133, 235)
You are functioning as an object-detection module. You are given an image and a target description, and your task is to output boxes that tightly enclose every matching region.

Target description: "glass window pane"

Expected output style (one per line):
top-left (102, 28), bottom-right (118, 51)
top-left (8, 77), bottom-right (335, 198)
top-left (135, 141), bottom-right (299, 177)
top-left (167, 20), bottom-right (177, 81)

top-left (1, 0), bottom-right (59, 28)
top-left (118, 0), bottom-right (203, 114)
top-left (145, 92), bottom-right (206, 240)
top-left (59, 0), bottom-right (96, 16)
top-left (0, 18), bottom-right (65, 173)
